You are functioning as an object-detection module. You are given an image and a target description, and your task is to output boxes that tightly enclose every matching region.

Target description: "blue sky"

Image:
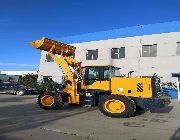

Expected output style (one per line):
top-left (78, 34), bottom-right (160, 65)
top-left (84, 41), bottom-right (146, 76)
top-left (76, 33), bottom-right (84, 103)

top-left (0, 0), bottom-right (180, 71)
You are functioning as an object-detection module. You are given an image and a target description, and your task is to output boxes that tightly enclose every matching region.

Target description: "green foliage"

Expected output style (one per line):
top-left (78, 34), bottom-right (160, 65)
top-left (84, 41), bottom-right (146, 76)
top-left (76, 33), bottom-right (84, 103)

top-left (39, 78), bottom-right (60, 91)
top-left (18, 74), bottom-right (60, 92)
top-left (161, 82), bottom-right (177, 89)
top-left (18, 74), bottom-right (39, 88)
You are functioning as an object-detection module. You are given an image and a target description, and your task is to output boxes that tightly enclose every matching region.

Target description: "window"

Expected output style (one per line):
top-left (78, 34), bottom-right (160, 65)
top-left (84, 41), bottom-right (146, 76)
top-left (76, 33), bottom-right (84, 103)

top-left (84, 67), bottom-right (100, 85)
top-left (142, 44), bottom-right (157, 57)
top-left (111, 47), bottom-right (125, 59)
top-left (104, 67), bottom-right (121, 79)
top-left (46, 54), bottom-right (54, 62)
top-left (43, 76), bottom-right (52, 82)
top-left (88, 67), bottom-right (100, 80)
top-left (176, 42), bottom-right (180, 55)
top-left (86, 49), bottom-right (98, 60)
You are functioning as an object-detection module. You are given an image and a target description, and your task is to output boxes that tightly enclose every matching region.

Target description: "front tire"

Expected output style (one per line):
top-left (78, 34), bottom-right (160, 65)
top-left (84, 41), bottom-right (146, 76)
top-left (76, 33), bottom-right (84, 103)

top-left (98, 95), bottom-right (136, 118)
top-left (37, 92), bottom-right (64, 110)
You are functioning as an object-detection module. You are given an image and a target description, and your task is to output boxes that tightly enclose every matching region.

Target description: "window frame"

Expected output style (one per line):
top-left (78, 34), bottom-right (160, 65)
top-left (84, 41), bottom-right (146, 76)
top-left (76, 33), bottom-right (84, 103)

top-left (86, 49), bottom-right (98, 60)
top-left (141, 44), bottom-right (157, 57)
top-left (176, 42), bottom-right (180, 55)
top-left (111, 47), bottom-right (125, 59)
top-left (45, 54), bottom-right (54, 62)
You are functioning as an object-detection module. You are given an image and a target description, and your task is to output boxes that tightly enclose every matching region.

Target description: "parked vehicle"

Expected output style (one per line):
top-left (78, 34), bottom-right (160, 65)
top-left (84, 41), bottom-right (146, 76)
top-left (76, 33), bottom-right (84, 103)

top-left (0, 82), bottom-right (38, 96)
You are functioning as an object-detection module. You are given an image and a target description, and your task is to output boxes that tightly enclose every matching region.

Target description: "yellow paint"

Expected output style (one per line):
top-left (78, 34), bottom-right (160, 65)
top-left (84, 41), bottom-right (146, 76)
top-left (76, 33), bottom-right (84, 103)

top-left (41, 95), bottom-right (55, 106)
top-left (29, 37), bottom-right (81, 104)
top-left (104, 99), bottom-right (125, 113)
top-left (29, 37), bottom-right (76, 56)
top-left (83, 80), bottom-right (110, 90)
top-left (29, 37), bottom-right (153, 107)
top-left (111, 77), bottom-right (152, 98)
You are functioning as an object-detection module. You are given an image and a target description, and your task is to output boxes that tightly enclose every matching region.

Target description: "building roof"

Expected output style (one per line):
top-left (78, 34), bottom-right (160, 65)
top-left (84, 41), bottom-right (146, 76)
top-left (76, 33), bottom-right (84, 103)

top-left (57, 21), bottom-right (180, 44)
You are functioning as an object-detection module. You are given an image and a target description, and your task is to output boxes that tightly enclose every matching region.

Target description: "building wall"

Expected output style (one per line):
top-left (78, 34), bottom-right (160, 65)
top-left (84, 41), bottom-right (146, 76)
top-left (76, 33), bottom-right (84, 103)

top-left (38, 32), bottom-right (180, 84)
top-left (37, 51), bottom-right (63, 83)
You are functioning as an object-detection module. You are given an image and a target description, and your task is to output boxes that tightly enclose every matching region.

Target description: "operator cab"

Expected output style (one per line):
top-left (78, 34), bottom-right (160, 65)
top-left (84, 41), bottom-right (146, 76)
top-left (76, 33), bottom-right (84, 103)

top-left (83, 65), bottom-right (121, 85)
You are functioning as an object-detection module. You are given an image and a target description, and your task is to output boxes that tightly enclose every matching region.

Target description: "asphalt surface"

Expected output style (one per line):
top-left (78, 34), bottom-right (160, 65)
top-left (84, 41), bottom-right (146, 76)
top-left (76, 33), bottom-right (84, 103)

top-left (0, 94), bottom-right (180, 140)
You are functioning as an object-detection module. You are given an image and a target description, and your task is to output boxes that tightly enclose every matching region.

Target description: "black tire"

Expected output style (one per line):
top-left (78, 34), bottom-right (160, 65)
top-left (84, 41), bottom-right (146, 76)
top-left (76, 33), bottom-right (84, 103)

top-left (37, 92), bottom-right (64, 110)
top-left (135, 105), bottom-right (144, 112)
top-left (98, 95), bottom-right (136, 118)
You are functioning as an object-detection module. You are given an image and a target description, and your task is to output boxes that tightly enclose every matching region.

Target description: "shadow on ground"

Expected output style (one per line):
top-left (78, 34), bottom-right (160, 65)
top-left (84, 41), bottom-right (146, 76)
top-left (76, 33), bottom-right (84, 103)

top-left (0, 95), bottom-right (37, 103)
top-left (0, 96), bottom-right (97, 137)
top-left (150, 106), bottom-right (174, 113)
top-left (170, 127), bottom-right (180, 140)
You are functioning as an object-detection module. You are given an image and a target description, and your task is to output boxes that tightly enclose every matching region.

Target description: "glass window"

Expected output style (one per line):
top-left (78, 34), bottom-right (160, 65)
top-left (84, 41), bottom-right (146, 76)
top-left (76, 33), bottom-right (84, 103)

top-left (86, 49), bottom-right (98, 60)
top-left (178, 78), bottom-right (180, 82)
top-left (46, 54), bottom-right (54, 62)
top-left (104, 69), bottom-right (111, 79)
top-left (88, 68), bottom-right (100, 80)
top-left (142, 44), bottom-right (157, 57)
top-left (176, 42), bottom-right (180, 55)
top-left (111, 47), bottom-right (125, 59)
top-left (104, 67), bottom-right (121, 79)
top-left (43, 76), bottom-right (52, 82)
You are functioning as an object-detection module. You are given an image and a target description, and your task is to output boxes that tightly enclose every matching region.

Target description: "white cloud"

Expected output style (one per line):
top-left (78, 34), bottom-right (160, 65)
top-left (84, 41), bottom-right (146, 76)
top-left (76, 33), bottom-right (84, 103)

top-left (0, 62), bottom-right (38, 67)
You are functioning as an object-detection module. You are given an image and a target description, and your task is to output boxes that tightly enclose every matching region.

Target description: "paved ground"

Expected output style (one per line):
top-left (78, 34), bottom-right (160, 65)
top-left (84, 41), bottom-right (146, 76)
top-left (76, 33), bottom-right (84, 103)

top-left (0, 94), bottom-right (180, 140)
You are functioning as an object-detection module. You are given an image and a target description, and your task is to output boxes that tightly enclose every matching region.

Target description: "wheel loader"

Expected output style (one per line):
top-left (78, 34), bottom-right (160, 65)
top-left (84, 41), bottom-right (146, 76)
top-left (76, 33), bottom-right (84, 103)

top-left (29, 37), bottom-right (170, 118)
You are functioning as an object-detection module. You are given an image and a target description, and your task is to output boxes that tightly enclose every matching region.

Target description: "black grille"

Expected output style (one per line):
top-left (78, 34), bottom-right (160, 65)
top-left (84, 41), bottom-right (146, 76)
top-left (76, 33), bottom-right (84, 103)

top-left (151, 76), bottom-right (161, 97)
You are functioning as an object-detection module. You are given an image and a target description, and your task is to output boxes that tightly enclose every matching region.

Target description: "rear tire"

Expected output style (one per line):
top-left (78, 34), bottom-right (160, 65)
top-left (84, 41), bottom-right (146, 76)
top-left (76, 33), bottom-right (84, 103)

top-left (98, 95), bottom-right (136, 118)
top-left (37, 92), bottom-right (64, 110)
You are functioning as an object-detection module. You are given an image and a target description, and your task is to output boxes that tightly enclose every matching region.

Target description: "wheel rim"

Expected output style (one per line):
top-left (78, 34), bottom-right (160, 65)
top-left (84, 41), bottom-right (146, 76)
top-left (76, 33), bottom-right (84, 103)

top-left (104, 99), bottom-right (125, 113)
top-left (18, 91), bottom-right (24, 95)
top-left (41, 95), bottom-right (54, 106)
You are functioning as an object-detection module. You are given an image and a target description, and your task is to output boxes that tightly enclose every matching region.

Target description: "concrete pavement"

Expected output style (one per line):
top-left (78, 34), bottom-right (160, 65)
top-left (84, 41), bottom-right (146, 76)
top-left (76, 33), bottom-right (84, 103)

top-left (0, 94), bottom-right (180, 140)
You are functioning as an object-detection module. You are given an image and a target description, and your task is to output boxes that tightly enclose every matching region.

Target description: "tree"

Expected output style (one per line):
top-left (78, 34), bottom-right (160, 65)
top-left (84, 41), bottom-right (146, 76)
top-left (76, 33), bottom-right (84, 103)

top-left (18, 74), bottom-right (39, 89)
top-left (18, 74), bottom-right (60, 92)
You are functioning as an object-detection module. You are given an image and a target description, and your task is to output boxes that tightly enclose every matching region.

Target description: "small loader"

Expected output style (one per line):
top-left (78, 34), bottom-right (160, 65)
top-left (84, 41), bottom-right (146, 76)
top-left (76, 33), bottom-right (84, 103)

top-left (29, 37), bottom-right (170, 118)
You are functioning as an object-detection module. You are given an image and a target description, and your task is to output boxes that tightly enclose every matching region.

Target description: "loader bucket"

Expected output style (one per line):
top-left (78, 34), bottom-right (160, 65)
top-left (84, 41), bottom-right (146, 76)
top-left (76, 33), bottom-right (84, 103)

top-left (29, 37), bottom-right (76, 56)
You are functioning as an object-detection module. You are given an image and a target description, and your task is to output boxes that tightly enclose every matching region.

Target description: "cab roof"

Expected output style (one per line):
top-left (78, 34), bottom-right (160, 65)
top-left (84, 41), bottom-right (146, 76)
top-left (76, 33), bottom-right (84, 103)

top-left (82, 65), bottom-right (121, 69)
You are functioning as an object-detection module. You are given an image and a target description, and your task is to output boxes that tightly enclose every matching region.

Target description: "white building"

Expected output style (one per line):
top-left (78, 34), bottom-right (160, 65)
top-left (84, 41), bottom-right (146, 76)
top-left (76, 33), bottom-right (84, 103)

top-left (0, 71), bottom-right (38, 76)
top-left (0, 71), bottom-right (38, 82)
top-left (37, 21), bottom-right (180, 99)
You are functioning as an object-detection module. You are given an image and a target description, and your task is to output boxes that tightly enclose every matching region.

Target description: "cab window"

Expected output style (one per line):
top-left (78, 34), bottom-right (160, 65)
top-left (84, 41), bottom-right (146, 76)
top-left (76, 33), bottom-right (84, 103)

top-left (103, 67), bottom-right (121, 79)
top-left (84, 67), bottom-right (100, 85)
top-left (88, 67), bottom-right (100, 80)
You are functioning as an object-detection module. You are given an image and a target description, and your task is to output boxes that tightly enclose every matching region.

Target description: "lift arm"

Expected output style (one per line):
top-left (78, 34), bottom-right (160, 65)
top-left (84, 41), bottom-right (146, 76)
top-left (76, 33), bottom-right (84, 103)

top-left (29, 37), bottom-right (82, 103)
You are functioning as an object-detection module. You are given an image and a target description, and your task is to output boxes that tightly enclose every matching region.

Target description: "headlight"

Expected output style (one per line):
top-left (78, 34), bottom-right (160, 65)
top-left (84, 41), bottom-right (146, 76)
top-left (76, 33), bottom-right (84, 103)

top-left (26, 88), bottom-right (31, 90)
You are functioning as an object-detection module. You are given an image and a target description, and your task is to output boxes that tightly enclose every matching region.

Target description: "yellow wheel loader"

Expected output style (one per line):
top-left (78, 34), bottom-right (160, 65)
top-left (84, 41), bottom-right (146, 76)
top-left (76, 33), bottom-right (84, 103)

top-left (29, 37), bottom-right (170, 118)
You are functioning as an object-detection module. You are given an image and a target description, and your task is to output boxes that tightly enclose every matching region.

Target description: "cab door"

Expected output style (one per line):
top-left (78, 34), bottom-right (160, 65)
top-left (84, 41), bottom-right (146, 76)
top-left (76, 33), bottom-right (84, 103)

top-left (82, 66), bottom-right (110, 91)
